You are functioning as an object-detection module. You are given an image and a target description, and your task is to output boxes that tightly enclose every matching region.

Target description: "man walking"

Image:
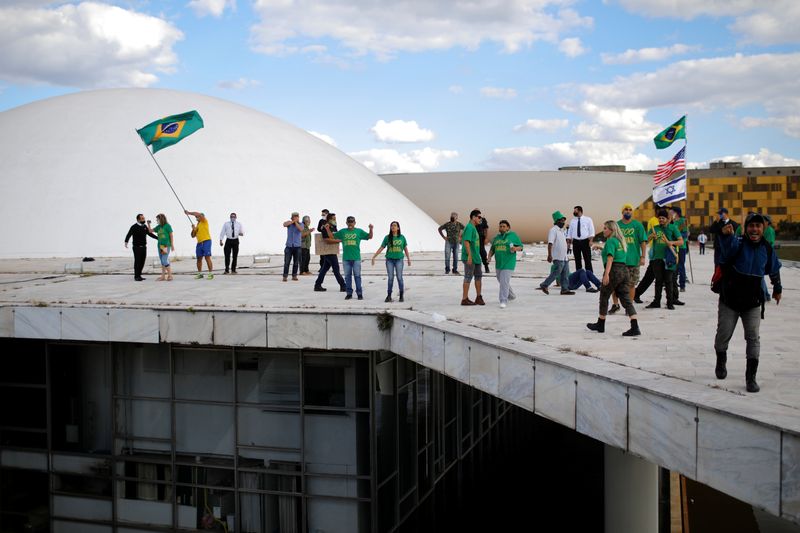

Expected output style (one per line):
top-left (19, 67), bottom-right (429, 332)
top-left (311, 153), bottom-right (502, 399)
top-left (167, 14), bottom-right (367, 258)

top-left (314, 213), bottom-right (346, 292)
top-left (609, 203), bottom-right (647, 314)
top-left (488, 219), bottom-right (523, 308)
top-left (317, 209), bottom-right (329, 270)
top-left (538, 211), bottom-right (575, 295)
top-left (219, 212), bottom-right (244, 274)
top-left (438, 212), bottom-right (464, 275)
top-left (283, 212), bottom-right (303, 281)
top-left (124, 214), bottom-right (157, 281)
top-left (461, 209), bottom-right (485, 305)
top-left (477, 212), bottom-right (491, 273)
top-left (645, 209), bottom-right (683, 309)
top-left (567, 205), bottom-right (595, 273)
top-left (713, 213), bottom-right (782, 392)
top-left (185, 209), bottom-right (214, 279)
top-left (331, 216), bottom-right (373, 300)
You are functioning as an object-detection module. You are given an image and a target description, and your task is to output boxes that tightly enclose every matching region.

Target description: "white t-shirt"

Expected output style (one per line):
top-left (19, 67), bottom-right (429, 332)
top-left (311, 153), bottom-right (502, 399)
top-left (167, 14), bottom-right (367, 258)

top-left (548, 225), bottom-right (569, 261)
top-left (697, 234), bottom-right (707, 244)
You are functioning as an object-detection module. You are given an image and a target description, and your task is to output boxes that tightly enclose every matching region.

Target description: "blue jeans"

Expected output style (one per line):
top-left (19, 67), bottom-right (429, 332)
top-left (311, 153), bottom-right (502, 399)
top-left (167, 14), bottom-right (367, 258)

top-left (386, 258), bottom-right (404, 294)
top-left (315, 255), bottom-right (345, 289)
top-left (343, 260), bottom-right (362, 296)
top-left (444, 241), bottom-right (459, 272)
top-left (678, 247), bottom-right (687, 289)
top-left (158, 246), bottom-right (170, 267)
top-left (541, 259), bottom-right (570, 290)
top-left (283, 246), bottom-right (301, 277)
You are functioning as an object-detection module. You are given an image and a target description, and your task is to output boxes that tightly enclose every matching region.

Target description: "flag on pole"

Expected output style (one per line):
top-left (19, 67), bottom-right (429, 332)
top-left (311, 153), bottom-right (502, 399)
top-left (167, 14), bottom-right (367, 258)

top-left (653, 115), bottom-right (686, 149)
top-left (654, 146), bottom-right (686, 185)
top-left (137, 110), bottom-right (204, 154)
top-left (653, 173), bottom-right (687, 206)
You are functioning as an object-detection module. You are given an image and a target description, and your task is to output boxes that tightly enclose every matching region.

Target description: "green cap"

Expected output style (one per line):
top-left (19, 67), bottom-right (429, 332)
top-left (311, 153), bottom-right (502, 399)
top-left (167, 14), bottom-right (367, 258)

top-left (552, 210), bottom-right (566, 223)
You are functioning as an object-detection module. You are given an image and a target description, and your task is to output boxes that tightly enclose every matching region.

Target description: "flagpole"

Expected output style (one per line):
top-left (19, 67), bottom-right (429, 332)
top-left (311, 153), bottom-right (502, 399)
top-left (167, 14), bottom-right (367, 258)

top-left (683, 136), bottom-right (694, 283)
top-left (136, 130), bottom-right (194, 225)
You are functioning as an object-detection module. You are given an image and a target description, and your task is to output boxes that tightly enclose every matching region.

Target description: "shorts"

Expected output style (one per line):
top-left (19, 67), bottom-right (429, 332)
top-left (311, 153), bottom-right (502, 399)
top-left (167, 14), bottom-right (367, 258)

top-left (196, 239), bottom-right (212, 258)
top-left (158, 246), bottom-right (171, 267)
top-left (463, 261), bottom-right (483, 282)
top-left (626, 265), bottom-right (640, 287)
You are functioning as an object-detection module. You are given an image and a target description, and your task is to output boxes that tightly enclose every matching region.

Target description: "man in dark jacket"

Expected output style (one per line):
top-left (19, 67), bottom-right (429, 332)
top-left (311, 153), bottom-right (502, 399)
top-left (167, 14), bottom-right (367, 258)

top-left (124, 214), bottom-right (157, 281)
top-left (709, 207), bottom-right (739, 261)
top-left (713, 212), bottom-right (782, 392)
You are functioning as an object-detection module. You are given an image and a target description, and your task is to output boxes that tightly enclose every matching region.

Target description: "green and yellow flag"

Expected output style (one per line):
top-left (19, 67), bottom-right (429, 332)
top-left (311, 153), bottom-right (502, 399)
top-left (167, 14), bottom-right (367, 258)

top-left (137, 110), bottom-right (204, 154)
top-left (653, 115), bottom-right (686, 149)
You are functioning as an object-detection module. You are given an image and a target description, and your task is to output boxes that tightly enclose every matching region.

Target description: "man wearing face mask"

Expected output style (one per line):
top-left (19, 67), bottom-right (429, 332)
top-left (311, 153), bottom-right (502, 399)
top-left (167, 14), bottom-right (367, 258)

top-left (709, 207), bottom-right (739, 262)
top-left (219, 213), bottom-right (244, 274)
top-left (537, 211), bottom-right (574, 295)
top-left (566, 205), bottom-right (595, 273)
top-left (609, 204), bottom-right (647, 313)
top-left (124, 214), bottom-right (157, 281)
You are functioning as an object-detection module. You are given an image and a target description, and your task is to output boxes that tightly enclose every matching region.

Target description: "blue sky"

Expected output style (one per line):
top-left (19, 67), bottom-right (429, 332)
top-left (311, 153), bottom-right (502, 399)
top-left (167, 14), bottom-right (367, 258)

top-left (1, 0), bottom-right (799, 173)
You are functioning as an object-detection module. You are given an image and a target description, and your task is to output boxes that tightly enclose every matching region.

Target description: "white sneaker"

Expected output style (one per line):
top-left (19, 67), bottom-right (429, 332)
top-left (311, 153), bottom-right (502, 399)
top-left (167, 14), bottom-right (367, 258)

top-left (499, 303), bottom-right (507, 309)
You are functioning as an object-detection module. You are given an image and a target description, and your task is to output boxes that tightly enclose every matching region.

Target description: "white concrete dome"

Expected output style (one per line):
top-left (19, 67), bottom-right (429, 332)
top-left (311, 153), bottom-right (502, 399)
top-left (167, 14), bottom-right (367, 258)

top-left (0, 89), bottom-right (443, 258)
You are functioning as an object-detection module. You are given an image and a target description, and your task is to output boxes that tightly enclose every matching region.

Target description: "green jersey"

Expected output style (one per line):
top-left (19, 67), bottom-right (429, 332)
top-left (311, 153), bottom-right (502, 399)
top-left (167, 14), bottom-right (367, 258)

top-left (334, 228), bottom-right (370, 261)
top-left (461, 223), bottom-right (481, 264)
top-left (675, 216), bottom-right (688, 249)
top-left (650, 224), bottom-right (681, 264)
top-left (380, 234), bottom-right (407, 260)
top-left (491, 231), bottom-right (522, 271)
top-left (154, 223), bottom-right (172, 247)
top-left (602, 236), bottom-right (626, 264)
top-left (617, 219), bottom-right (647, 266)
top-left (765, 225), bottom-right (776, 246)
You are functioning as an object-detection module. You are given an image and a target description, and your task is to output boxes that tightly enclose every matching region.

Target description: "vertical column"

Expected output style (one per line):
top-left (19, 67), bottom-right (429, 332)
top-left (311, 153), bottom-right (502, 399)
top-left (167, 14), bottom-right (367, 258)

top-left (604, 445), bottom-right (659, 533)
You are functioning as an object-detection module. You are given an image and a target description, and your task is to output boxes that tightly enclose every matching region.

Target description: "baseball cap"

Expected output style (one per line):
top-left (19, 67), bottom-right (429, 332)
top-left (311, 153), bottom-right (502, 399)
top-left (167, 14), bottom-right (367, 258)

top-left (745, 212), bottom-right (765, 225)
top-left (717, 208), bottom-right (728, 215)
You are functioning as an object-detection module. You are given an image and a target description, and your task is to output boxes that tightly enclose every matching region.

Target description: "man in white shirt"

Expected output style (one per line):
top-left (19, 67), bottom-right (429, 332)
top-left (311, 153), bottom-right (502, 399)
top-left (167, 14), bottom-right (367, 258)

top-left (697, 231), bottom-right (707, 255)
top-left (566, 205), bottom-right (595, 273)
top-left (537, 211), bottom-right (575, 295)
top-left (219, 212), bottom-right (244, 274)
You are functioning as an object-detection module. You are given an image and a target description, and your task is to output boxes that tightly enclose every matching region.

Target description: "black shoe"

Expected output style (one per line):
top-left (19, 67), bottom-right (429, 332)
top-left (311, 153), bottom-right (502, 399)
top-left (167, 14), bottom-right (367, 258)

top-left (633, 296), bottom-right (644, 304)
top-left (674, 300), bottom-right (685, 306)
top-left (587, 319), bottom-right (605, 333)
top-left (608, 304), bottom-right (620, 314)
top-left (484, 264), bottom-right (490, 273)
top-left (560, 290), bottom-right (575, 295)
top-left (586, 287), bottom-right (599, 293)
top-left (452, 271), bottom-right (459, 275)
top-left (399, 292), bottom-right (404, 302)
top-left (645, 302), bottom-right (660, 309)
top-left (715, 351), bottom-right (727, 379)
top-left (537, 286), bottom-right (549, 295)
top-left (746, 359), bottom-right (760, 392)
top-left (666, 304), bottom-right (675, 310)
top-left (134, 276), bottom-right (144, 281)
top-left (340, 286), bottom-right (346, 292)
top-left (385, 295), bottom-right (392, 303)
top-left (357, 294), bottom-right (363, 300)
top-left (314, 286), bottom-right (327, 292)
top-left (622, 325), bottom-right (641, 336)
top-left (445, 270), bottom-right (450, 274)
top-left (344, 294), bottom-right (352, 300)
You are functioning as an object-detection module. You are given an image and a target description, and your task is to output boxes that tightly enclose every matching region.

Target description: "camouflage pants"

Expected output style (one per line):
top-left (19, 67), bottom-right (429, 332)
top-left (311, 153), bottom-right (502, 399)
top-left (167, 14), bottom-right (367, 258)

top-left (599, 263), bottom-right (636, 316)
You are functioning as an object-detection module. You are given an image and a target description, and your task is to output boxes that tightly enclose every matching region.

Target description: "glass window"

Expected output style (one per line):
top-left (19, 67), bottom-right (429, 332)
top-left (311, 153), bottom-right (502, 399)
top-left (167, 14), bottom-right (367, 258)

top-left (176, 463), bottom-right (234, 488)
top-left (238, 407), bottom-right (301, 450)
top-left (175, 403), bottom-right (234, 456)
top-left (0, 468), bottom-right (49, 532)
top-left (114, 344), bottom-right (170, 398)
top-left (1, 386), bottom-right (47, 429)
top-left (174, 348), bottom-right (233, 402)
top-left (237, 448), bottom-right (301, 471)
top-left (307, 497), bottom-right (368, 533)
top-left (306, 475), bottom-right (370, 498)
top-left (417, 367), bottom-right (432, 449)
top-left (305, 412), bottom-right (370, 476)
top-left (50, 344), bottom-right (112, 454)
top-left (238, 466), bottom-right (301, 494)
top-left (239, 492), bottom-right (301, 533)
top-left (398, 385), bottom-right (416, 496)
top-left (304, 355), bottom-right (369, 408)
top-left (375, 358), bottom-right (397, 483)
top-left (237, 351), bottom-right (300, 405)
top-left (2, 340), bottom-right (46, 383)
top-left (115, 399), bottom-right (171, 439)
top-left (53, 473), bottom-right (112, 497)
top-left (377, 476), bottom-right (397, 533)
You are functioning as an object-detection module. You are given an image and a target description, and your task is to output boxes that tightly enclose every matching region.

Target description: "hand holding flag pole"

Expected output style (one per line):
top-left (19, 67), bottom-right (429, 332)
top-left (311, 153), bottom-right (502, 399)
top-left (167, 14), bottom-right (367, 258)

top-left (135, 110), bottom-right (204, 225)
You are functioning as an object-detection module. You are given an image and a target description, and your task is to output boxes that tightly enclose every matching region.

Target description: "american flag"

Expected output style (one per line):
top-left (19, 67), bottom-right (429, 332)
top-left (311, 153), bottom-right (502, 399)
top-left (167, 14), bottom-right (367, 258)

top-left (654, 146), bottom-right (686, 185)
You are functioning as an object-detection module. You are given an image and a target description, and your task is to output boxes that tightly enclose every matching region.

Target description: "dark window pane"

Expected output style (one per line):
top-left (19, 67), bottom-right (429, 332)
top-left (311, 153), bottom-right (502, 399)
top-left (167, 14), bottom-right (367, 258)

top-left (53, 473), bottom-right (112, 497)
top-left (398, 384), bottom-right (416, 496)
top-left (305, 412), bottom-right (370, 476)
top-left (115, 344), bottom-right (170, 398)
top-left (304, 356), bottom-right (369, 408)
top-left (240, 492), bottom-right (301, 533)
top-left (237, 351), bottom-right (300, 405)
top-left (375, 358), bottom-right (396, 483)
top-left (0, 387), bottom-right (46, 428)
top-left (115, 399), bottom-right (171, 439)
top-left (174, 348), bottom-right (233, 402)
top-left (0, 468), bottom-right (49, 529)
top-left (2, 340), bottom-right (46, 384)
top-left (377, 476), bottom-right (397, 533)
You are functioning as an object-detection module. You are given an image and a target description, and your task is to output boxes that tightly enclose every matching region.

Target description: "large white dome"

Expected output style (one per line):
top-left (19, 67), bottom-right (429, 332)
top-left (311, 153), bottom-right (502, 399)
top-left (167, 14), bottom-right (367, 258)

top-left (0, 89), bottom-right (442, 258)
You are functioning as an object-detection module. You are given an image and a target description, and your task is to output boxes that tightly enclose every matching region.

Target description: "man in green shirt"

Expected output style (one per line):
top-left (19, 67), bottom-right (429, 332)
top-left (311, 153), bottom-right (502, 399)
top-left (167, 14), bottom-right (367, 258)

top-left (488, 220), bottom-right (523, 308)
top-left (461, 209), bottom-right (485, 305)
top-left (645, 209), bottom-right (684, 310)
top-left (610, 203), bottom-right (647, 314)
top-left (331, 216), bottom-right (373, 300)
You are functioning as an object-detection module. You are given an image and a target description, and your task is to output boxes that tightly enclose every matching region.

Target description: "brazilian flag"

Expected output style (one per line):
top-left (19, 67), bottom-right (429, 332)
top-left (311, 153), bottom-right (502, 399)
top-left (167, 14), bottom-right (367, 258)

top-left (653, 115), bottom-right (686, 149)
top-left (137, 110), bottom-right (204, 154)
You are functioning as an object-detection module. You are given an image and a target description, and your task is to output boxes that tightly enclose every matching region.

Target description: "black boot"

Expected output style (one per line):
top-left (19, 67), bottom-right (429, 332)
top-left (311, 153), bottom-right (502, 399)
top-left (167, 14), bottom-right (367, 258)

top-left (384, 293), bottom-right (392, 303)
top-left (399, 291), bottom-right (404, 302)
top-left (484, 263), bottom-right (490, 273)
top-left (622, 319), bottom-right (641, 336)
top-left (715, 351), bottom-right (727, 379)
top-left (586, 318), bottom-right (605, 333)
top-left (745, 359), bottom-right (760, 393)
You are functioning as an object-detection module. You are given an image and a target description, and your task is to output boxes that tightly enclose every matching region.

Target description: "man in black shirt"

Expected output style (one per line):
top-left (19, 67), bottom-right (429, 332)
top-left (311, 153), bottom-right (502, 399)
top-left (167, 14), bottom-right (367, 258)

top-left (477, 213), bottom-right (490, 273)
top-left (709, 207), bottom-right (740, 262)
top-left (314, 212), bottom-right (346, 292)
top-left (124, 213), bottom-right (157, 281)
top-left (316, 209), bottom-right (329, 270)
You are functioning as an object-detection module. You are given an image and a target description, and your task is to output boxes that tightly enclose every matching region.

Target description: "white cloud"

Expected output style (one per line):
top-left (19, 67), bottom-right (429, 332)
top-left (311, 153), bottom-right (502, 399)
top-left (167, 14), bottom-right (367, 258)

top-left (187, 0), bottom-right (235, 18)
top-left (558, 37), bottom-right (586, 58)
top-left (349, 147), bottom-right (458, 173)
top-left (740, 116), bottom-right (800, 138)
top-left (250, 0), bottom-right (592, 59)
top-left (613, 0), bottom-right (800, 45)
top-left (308, 131), bottom-right (338, 147)
top-left (513, 118), bottom-right (569, 132)
top-left (485, 141), bottom-right (660, 171)
top-left (601, 44), bottom-right (698, 65)
top-left (704, 148), bottom-right (800, 168)
top-left (480, 86), bottom-right (517, 99)
top-left (0, 2), bottom-right (183, 88)
top-left (370, 120), bottom-right (435, 143)
top-left (449, 85), bottom-right (463, 94)
top-left (217, 77), bottom-right (260, 90)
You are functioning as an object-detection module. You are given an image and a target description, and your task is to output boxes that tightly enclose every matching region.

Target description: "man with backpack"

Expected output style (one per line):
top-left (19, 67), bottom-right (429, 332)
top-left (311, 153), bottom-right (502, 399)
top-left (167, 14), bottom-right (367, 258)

top-left (713, 212), bottom-right (782, 393)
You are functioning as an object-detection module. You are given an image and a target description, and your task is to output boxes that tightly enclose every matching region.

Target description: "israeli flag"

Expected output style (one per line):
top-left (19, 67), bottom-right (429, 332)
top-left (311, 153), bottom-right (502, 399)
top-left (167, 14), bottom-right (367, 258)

top-left (653, 173), bottom-right (687, 206)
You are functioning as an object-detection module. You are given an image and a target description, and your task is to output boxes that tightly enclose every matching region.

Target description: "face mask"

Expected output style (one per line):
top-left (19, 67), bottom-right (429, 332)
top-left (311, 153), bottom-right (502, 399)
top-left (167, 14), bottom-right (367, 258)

top-left (450, 216), bottom-right (455, 222)
top-left (138, 220), bottom-right (145, 225)
top-left (573, 212), bottom-right (579, 217)
top-left (623, 213), bottom-right (632, 220)
top-left (556, 221), bottom-right (565, 228)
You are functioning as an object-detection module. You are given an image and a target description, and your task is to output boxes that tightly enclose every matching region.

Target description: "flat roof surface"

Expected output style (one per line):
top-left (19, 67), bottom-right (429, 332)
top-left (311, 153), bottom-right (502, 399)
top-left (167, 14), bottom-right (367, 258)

top-left (1, 245), bottom-right (797, 423)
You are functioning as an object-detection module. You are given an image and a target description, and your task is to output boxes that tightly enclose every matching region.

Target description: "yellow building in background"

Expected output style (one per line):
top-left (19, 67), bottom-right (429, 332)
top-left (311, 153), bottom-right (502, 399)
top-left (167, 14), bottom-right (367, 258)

top-left (633, 163), bottom-right (800, 231)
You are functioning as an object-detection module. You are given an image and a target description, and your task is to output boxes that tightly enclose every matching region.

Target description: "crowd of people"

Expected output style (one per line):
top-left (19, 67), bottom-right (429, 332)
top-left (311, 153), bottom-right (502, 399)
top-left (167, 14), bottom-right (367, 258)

top-left (124, 202), bottom-right (783, 392)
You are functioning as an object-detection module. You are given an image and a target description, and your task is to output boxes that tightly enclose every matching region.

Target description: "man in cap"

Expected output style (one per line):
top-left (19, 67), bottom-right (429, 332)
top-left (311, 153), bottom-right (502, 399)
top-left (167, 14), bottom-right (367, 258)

top-left (283, 212), bottom-right (304, 281)
top-left (609, 203), bottom-right (647, 313)
top-left (713, 212), bottom-right (782, 393)
top-left (438, 211), bottom-right (464, 275)
top-left (709, 208), bottom-right (739, 262)
top-left (537, 211), bottom-right (575, 295)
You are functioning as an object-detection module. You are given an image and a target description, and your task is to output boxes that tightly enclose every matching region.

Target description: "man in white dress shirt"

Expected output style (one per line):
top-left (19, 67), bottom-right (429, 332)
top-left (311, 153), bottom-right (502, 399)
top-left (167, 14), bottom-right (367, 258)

top-left (219, 212), bottom-right (244, 274)
top-left (566, 205), bottom-right (595, 273)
